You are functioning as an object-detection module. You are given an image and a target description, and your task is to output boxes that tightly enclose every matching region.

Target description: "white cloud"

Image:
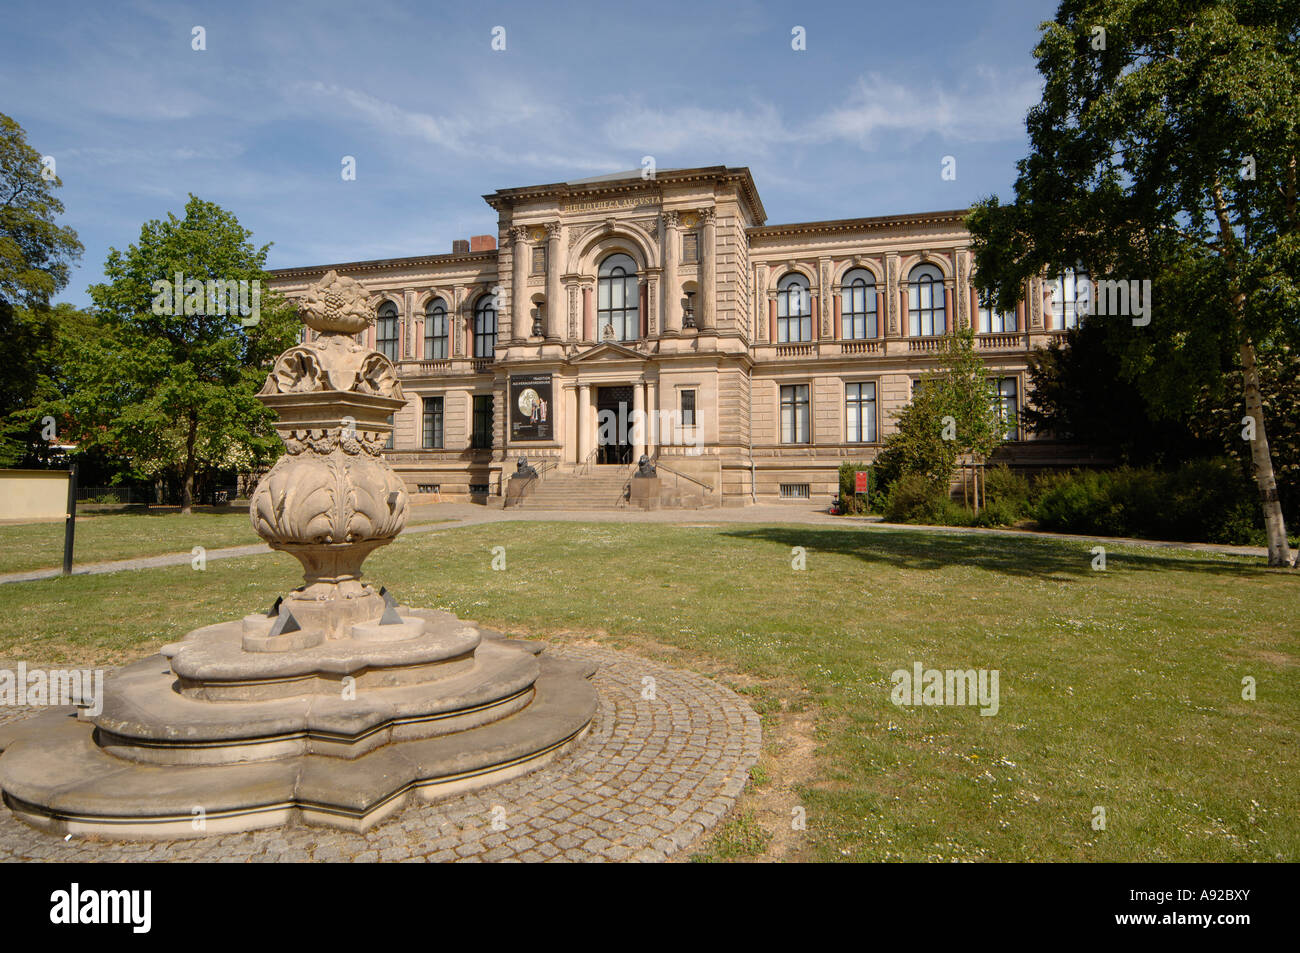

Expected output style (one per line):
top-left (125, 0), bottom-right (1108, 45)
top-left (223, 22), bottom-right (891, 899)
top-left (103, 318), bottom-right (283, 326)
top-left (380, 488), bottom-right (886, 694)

top-left (291, 81), bottom-right (619, 173)
top-left (807, 68), bottom-right (1041, 147)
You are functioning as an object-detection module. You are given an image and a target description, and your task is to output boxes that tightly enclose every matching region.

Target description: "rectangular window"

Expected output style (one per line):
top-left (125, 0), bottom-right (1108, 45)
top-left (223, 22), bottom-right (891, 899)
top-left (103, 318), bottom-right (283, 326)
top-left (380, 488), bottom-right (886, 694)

top-left (417, 484), bottom-right (440, 494)
top-left (978, 305), bottom-right (1017, 333)
top-left (384, 413), bottom-right (394, 450)
top-left (471, 395), bottom-right (494, 449)
top-left (422, 396), bottom-right (444, 449)
top-left (469, 483), bottom-right (490, 496)
top-left (779, 483), bottom-right (810, 500)
top-left (531, 245), bottom-right (546, 275)
top-left (989, 377), bottom-right (1019, 440)
top-left (845, 382), bottom-right (877, 443)
top-left (780, 384), bottom-right (810, 444)
top-left (680, 389), bottom-right (696, 427)
top-left (682, 232), bottom-right (699, 264)
top-left (1050, 268), bottom-right (1089, 330)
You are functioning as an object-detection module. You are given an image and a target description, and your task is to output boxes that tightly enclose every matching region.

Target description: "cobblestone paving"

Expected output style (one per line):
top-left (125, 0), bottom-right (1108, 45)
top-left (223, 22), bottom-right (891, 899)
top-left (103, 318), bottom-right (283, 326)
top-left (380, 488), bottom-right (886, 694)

top-left (0, 644), bottom-right (761, 862)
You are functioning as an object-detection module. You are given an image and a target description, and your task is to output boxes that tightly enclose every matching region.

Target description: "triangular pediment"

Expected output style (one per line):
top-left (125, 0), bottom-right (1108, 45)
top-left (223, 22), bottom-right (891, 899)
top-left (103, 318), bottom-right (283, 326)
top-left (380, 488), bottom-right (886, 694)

top-left (571, 341), bottom-right (647, 363)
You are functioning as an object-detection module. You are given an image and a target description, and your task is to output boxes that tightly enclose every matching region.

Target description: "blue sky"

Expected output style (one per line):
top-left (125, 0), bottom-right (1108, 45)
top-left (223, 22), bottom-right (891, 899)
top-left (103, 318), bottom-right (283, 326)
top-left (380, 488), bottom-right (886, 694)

top-left (2, 0), bottom-right (1057, 308)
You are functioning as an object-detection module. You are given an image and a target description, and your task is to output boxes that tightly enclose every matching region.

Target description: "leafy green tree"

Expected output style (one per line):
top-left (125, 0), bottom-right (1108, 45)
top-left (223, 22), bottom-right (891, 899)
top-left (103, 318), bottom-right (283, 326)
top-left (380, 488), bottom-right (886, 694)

top-left (0, 111), bottom-right (83, 465)
top-left (933, 327), bottom-right (1010, 512)
top-left (874, 329), bottom-right (1008, 510)
top-left (1020, 319), bottom-right (1214, 463)
top-left (967, 1), bottom-right (1299, 566)
top-left (77, 196), bottom-right (300, 513)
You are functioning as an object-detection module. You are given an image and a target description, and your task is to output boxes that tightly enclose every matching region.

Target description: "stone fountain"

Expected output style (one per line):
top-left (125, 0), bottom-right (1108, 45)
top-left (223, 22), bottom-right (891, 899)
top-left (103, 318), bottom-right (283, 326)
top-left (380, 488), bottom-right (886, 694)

top-left (0, 271), bottom-right (597, 838)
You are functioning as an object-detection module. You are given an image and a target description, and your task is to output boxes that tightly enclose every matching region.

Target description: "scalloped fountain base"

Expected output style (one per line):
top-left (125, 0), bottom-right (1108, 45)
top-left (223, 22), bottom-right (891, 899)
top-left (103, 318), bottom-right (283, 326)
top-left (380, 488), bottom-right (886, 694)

top-left (0, 607), bottom-right (597, 839)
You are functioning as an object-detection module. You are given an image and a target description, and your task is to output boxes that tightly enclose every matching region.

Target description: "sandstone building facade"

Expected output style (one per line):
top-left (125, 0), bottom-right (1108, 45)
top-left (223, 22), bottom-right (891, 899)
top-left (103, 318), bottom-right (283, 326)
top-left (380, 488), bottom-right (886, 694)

top-left (268, 166), bottom-right (1092, 506)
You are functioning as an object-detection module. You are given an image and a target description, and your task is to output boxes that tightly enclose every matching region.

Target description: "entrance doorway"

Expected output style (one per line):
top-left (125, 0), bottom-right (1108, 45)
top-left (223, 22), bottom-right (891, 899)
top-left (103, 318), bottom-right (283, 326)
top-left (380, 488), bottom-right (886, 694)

top-left (595, 385), bottom-right (633, 465)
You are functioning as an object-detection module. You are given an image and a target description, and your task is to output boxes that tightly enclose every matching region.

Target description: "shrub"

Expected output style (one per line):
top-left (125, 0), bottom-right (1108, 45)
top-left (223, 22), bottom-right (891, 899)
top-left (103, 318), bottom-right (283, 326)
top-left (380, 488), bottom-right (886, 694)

top-left (883, 474), bottom-right (948, 524)
top-left (836, 461), bottom-right (873, 515)
top-left (1031, 458), bottom-right (1262, 544)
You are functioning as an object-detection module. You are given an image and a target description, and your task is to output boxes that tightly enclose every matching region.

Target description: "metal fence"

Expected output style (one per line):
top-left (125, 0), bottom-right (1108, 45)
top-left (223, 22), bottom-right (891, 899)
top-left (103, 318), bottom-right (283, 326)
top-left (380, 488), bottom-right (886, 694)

top-left (74, 485), bottom-right (244, 506)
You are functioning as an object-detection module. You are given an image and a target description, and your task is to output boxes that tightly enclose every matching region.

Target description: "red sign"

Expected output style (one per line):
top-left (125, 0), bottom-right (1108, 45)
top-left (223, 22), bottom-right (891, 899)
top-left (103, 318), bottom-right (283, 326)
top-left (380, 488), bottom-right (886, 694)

top-left (854, 471), bottom-right (869, 494)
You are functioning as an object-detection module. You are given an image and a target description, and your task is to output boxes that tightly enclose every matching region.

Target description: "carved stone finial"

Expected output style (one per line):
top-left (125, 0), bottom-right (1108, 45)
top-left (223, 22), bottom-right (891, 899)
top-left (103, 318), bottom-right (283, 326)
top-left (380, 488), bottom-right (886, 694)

top-left (298, 270), bottom-right (373, 335)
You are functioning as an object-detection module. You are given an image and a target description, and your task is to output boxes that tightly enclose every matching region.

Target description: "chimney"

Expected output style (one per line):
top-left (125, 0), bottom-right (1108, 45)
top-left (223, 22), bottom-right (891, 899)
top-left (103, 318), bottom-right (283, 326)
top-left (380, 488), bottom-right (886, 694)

top-left (470, 234), bottom-right (497, 252)
top-left (452, 239), bottom-right (470, 254)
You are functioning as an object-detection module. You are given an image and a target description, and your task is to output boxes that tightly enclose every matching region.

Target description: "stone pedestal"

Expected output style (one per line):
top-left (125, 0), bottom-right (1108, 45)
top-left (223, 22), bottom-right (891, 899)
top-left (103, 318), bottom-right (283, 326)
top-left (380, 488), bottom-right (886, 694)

top-left (628, 474), bottom-right (661, 510)
top-left (0, 270), bottom-right (597, 839)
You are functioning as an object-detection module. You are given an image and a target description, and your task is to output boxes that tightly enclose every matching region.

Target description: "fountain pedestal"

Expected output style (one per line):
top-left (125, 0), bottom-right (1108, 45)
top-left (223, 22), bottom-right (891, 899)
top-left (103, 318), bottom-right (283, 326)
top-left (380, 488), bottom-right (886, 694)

top-left (0, 271), bottom-right (597, 838)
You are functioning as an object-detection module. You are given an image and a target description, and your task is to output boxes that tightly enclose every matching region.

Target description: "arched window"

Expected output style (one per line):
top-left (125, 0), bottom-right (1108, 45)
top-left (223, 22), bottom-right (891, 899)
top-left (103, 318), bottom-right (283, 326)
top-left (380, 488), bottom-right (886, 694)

top-left (597, 253), bottom-right (639, 341)
top-left (376, 301), bottom-right (400, 360)
top-left (776, 273), bottom-right (811, 343)
top-left (908, 264), bottom-right (945, 337)
top-left (1050, 266), bottom-right (1089, 329)
top-left (840, 268), bottom-right (876, 339)
top-left (473, 295), bottom-right (497, 358)
top-left (424, 297), bottom-right (448, 359)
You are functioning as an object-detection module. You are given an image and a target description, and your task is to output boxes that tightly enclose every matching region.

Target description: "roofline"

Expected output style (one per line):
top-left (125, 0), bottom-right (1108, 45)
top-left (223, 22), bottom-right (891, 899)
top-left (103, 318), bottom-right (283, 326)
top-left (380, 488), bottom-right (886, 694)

top-left (748, 208), bottom-right (972, 240)
top-left (268, 249), bottom-right (497, 280)
top-left (483, 165), bottom-right (767, 225)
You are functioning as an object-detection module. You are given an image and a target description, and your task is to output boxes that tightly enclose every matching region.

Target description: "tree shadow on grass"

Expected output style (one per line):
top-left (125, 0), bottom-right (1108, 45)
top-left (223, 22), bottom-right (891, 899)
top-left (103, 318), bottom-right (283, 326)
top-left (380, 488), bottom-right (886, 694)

top-left (720, 525), bottom-right (1268, 581)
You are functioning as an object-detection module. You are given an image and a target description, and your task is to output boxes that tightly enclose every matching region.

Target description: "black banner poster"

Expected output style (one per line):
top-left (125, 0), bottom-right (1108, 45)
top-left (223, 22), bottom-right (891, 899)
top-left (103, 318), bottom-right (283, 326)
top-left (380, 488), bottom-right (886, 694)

top-left (509, 373), bottom-right (553, 441)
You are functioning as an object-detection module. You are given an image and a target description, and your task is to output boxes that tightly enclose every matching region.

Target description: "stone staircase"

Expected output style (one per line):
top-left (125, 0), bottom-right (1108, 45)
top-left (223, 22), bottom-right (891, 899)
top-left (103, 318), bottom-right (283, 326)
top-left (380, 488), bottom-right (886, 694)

top-left (511, 466), bottom-right (631, 510)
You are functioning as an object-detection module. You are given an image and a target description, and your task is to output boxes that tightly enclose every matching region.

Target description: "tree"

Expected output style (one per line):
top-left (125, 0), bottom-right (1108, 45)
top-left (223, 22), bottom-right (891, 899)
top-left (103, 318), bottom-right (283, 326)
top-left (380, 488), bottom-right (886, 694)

top-left (0, 112), bottom-right (83, 464)
top-left (1020, 319), bottom-right (1215, 464)
top-left (967, 1), bottom-right (1299, 566)
top-left (79, 196), bottom-right (300, 513)
top-left (874, 329), bottom-right (1009, 511)
top-left (932, 327), bottom-right (1010, 513)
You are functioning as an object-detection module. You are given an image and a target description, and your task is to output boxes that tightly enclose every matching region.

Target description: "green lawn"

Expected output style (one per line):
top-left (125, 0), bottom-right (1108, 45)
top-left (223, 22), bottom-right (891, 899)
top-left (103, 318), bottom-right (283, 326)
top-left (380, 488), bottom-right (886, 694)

top-left (0, 520), bottom-right (1293, 862)
top-left (0, 508), bottom-right (451, 575)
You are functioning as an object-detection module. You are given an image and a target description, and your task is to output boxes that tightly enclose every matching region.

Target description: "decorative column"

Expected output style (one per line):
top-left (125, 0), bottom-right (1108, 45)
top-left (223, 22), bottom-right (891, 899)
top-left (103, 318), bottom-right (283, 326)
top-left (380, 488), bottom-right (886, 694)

top-left (768, 297), bottom-right (777, 343)
top-left (632, 381), bottom-right (646, 460)
top-left (251, 270), bottom-right (408, 642)
top-left (577, 384), bottom-right (591, 462)
top-left (451, 288), bottom-right (463, 356)
top-left (754, 262), bottom-right (768, 342)
top-left (819, 258), bottom-right (832, 338)
top-left (885, 253), bottom-right (901, 338)
top-left (403, 289), bottom-right (415, 358)
top-left (646, 381), bottom-right (658, 454)
top-left (662, 211), bottom-right (680, 333)
top-left (582, 285), bottom-right (594, 342)
top-left (944, 280), bottom-right (955, 333)
top-left (699, 208), bottom-right (716, 330)
top-left (510, 226), bottom-right (529, 341)
top-left (545, 222), bottom-right (562, 340)
top-left (833, 293), bottom-right (842, 340)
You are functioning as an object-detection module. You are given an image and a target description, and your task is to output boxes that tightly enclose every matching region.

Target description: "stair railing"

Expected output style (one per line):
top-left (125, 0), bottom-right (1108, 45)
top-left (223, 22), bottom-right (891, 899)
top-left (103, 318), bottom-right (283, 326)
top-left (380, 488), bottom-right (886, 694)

top-left (576, 445), bottom-right (599, 477)
top-left (650, 460), bottom-right (715, 495)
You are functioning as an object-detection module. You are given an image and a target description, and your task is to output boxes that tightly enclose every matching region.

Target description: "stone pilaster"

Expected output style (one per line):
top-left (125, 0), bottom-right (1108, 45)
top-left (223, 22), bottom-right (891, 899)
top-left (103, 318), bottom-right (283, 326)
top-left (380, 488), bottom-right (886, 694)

top-left (545, 221), bottom-right (563, 340)
top-left (819, 258), bottom-right (832, 338)
top-left (509, 225), bottom-right (529, 342)
top-left (661, 211), bottom-right (680, 333)
top-left (700, 208), bottom-right (716, 330)
top-left (885, 253), bottom-right (901, 338)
